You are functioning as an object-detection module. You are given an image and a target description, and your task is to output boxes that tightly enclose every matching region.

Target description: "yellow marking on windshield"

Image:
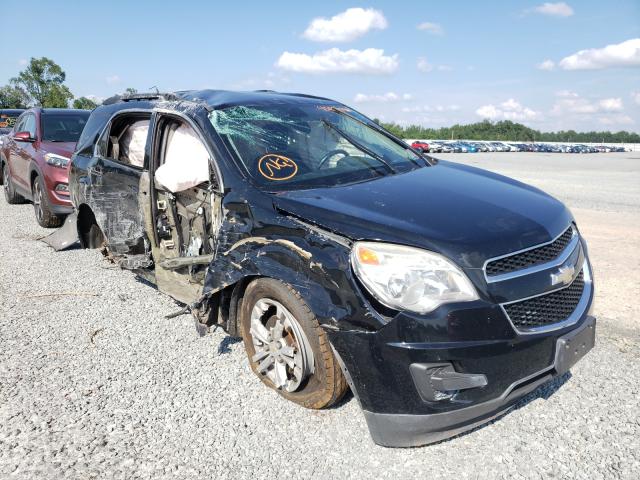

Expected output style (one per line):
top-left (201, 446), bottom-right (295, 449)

top-left (258, 154), bottom-right (298, 181)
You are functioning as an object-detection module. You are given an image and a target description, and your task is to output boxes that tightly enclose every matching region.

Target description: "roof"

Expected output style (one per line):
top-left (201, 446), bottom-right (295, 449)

top-left (175, 89), bottom-right (335, 110)
top-left (39, 108), bottom-right (91, 115)
top-left (0, 108), bottom-right (26, 113)
top-left (102, 89), bottom-right (338, 110)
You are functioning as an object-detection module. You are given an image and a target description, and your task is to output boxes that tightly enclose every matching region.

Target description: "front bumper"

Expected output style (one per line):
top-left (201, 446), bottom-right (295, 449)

top-left (328, 309), bottom-right (596, 448)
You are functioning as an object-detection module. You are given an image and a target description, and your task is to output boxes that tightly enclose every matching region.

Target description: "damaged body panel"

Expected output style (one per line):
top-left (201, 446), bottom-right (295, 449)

top-left (63, 90), bottom-right (596, 447)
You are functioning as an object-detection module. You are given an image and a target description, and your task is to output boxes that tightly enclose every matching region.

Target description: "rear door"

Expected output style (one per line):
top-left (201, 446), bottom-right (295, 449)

top-left (91, 112), bottom-right (153, 267)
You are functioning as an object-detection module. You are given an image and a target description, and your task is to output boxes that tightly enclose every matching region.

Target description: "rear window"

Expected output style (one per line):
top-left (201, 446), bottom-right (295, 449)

top-left (42, 113), bottom-right (90, 142)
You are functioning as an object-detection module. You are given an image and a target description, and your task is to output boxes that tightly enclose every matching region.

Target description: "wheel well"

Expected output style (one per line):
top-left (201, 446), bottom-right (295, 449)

top-left (218, 275), bottom-right (261, 336)
top-left (30, 170), bottom-right (39, 191)
top-left (76, 204), bottom-right (98, 248)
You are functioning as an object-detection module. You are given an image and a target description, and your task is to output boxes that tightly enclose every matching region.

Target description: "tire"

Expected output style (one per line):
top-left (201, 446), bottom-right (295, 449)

top-left (3, 161), bottom-right (25, 204)
top-left (32, 175), bottom-right (62, 228)
top-left (86, 223), bottom-right (106, 249)
top-left (240, 278), bottom-right (348, 409)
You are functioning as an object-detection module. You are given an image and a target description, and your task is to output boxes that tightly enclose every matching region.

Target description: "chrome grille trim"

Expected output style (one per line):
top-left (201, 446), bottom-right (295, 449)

top-left (500, 260), bottom-right (592, 335)
top-left (484, 225), bottom-right (578, 283)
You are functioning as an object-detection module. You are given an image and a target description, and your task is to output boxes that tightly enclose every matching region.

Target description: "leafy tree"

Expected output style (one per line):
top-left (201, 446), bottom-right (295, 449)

top-left (124, 87), bottom-right (137, 95)
top-left (73, 96), bottom-right (99, 110)
top-left (0, 85), bottom-right (29, 108)
top-left (380, 119), bottom-right (640, 144)
top-left (43, 84), bottom-right (73, 108)
top-left (10, 57), bottom-right (73, 107)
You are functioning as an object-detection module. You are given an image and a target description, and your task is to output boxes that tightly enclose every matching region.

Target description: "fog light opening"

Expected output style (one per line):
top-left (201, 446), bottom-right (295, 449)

top-left (55, 183), bottom-right (69, 193)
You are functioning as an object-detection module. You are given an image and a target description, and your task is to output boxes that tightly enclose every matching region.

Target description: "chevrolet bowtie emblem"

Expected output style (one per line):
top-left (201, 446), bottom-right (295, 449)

top-left (551, 264), bottom-right (575, 286)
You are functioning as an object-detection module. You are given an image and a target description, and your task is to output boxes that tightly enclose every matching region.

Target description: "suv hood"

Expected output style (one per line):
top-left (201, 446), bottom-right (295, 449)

top-left (41, 141), bottom-right (77, 158)
top-left (273, 161), bottom-right (572, 268)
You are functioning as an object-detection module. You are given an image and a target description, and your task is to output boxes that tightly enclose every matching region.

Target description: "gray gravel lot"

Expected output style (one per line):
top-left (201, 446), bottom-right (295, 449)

top-left (1, 153), bottom-right (639, 479)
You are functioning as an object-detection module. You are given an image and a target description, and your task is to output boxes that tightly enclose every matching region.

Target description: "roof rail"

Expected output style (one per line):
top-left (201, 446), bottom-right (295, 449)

top-left (103, 92), bottom-right (178, 106)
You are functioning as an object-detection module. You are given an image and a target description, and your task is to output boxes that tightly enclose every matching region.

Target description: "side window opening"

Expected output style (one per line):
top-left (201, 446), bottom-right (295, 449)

top-left (101, 114), bottom-right (151, 168)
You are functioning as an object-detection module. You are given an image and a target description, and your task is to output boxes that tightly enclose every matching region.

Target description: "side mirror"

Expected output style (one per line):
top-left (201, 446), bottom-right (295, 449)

top-left (14, 131), bottom-right (35, 142)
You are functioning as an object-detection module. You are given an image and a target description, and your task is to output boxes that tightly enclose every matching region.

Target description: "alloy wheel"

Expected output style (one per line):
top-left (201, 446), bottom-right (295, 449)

top-left (3, 165), bottom-right (11, 201)
top-left (249, 298), bottom-right (314, 392)
top-left (33, 180), bottom-right (44, 223)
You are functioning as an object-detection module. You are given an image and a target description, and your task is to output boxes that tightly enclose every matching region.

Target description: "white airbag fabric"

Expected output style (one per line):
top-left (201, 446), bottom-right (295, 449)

top-left (119, 120), bottom-right (149, 167)
top-left (155, 125), bottom-right (210, 192)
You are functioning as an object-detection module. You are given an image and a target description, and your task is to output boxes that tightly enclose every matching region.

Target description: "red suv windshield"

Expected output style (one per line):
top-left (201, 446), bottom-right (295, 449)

top-left (42, 113), bottom-right (90, 142)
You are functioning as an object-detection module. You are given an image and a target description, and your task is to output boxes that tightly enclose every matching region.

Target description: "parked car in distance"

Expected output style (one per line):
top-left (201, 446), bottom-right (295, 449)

top-left (459, 141), bottom-right (477, 153)
top-left (0, 109), bottom-right (25, 136)
top-left (411, 140), bottom-right (430, 153)
top-left (438, 142), bottom-right (454, 153)
top-left (427, 141), bottom-right (443, 153)
top-left (58, 90), bottom-right (595, 448)
top-left (1, 108), bottom-right (90, 227)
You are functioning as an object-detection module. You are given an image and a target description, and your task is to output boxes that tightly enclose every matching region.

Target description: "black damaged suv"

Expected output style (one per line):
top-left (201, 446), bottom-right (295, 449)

top-left (61, 90), bottom-right (595, 447)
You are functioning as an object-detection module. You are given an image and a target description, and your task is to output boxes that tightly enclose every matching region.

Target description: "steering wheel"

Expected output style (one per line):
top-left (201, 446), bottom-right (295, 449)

top-left (318, 149), bottom-right (350, 169)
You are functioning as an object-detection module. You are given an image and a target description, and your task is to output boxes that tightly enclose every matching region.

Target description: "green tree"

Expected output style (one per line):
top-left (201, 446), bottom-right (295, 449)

top-left (10, 57), bottom-right (73, 107)
top-left (43, 84), bottom-right (73, 108)
top-left (124, 87), bottom-right (137, 95)
top-left (0, 85), bottom-right (29, 108)
top-left (73, 96), bottom-right (99, 110)
top-left (379, 120), bottom-right (640, 143)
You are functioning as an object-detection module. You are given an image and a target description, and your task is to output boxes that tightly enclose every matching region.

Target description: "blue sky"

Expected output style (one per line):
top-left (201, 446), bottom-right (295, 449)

top-left (2, 0), bottom-right (639, 131)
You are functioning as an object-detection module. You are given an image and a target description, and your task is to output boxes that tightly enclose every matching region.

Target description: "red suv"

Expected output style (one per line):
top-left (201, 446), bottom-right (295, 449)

top-left (1, 108), bottom-right (90, 227)
top-left (411, 140), bottom-right (430, 153)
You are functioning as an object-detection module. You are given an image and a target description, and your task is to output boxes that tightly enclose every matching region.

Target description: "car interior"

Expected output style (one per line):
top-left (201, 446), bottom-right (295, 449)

top-left (149, 117), bottom-right (218, 299)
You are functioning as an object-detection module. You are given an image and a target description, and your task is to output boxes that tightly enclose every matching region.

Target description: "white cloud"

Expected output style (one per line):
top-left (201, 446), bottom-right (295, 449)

top-left (83, 95), bottom-right (105, 105)
top-left (632, 91), bottom-right (640, 106)
top-left (354, 92), bottom-right (412, 103)
top-left (302, 7), bottom-right (387, 42)
top-left (598, 115), bottom-right (634, 126)
top-left (537, 59), bottom-right (555, 70)
top-left (556, 90), bottom-right (579, 98)
top-left (417, 57), bottom-right (451, 72)
top-left (276, 48), bottom-right (398, 74)
top-left (559, 38), bottom-right (640, 70)
top-left (18, 59), bottom-right (28, 66)
top-left (402, 104), bottom-right (460, 113)
top-left (598, 98), bottom-right (623, 112)
top-left (417, 57), bottom-right (433, 72)
top-left (234, 71), bottom-right (290, 90)
top-left (417, 22), bottom-right (443, 35)
top-left (106, 75), bottom-right (121, 85)
top-left (476, 98), bottom-right (541, 121)
top-left (551, 91), bottom-right (624, 115)
top-left (531, 2), bottom-right (574, 17)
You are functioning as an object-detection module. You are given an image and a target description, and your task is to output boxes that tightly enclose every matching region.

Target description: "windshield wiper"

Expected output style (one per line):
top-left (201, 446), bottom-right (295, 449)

top-left (321, 120), bottom-right (396, 174)
top-left (327, 106), bottom-right (426, 167)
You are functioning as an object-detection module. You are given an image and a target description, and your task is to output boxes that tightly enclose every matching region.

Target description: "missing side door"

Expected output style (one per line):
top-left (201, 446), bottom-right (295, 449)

top-left (144, 113), bottom-right (221, 304)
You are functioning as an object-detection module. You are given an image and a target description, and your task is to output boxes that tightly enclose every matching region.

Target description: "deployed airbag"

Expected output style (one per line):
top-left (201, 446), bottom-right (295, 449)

top-left (119, 120), bottom-right (149, 167)
top-left (155, 124), bottom-right (210, 192)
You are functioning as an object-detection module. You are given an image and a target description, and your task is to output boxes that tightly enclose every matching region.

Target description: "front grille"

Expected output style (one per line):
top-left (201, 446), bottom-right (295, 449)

top-left (503, 270), bottom-right (585, 329)
top-left (486, 226), bottom-right (574, 276)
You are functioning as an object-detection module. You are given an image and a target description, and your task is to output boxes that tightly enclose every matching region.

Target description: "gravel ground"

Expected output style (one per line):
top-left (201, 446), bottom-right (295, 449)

top-left (1, 153), bottom-right (639, 479)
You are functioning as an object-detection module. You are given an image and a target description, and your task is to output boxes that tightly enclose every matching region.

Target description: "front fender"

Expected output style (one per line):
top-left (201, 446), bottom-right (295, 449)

top-left (202, 226), bottom-right (384, 332)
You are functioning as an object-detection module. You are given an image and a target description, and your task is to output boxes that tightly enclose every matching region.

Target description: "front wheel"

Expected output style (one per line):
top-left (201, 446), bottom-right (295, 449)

top-left (32, 175), bottom-right (62, 228)
top-left (240, 278), bottom-right (348, 409)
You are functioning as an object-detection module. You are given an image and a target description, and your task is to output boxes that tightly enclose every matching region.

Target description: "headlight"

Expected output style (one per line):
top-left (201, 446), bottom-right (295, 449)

top-left (44, 153), bottom-right (70, 169)
top-left (351, 242), bottom-right (479, 314)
